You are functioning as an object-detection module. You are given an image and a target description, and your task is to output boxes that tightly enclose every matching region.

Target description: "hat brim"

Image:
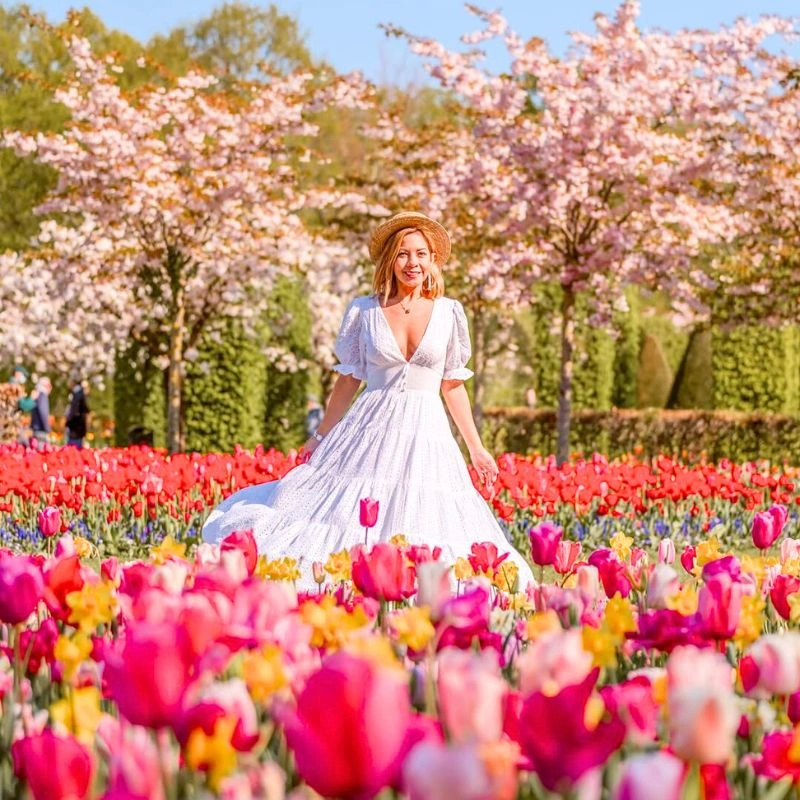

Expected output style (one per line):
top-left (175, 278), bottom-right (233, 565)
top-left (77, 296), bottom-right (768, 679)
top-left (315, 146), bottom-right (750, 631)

top-left (368, 212), bottom-right (452, 265)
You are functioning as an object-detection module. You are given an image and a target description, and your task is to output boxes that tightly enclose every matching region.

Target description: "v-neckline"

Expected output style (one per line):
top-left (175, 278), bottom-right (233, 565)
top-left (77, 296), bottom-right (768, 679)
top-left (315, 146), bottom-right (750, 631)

top-left (375, 295), bottom-right (439, 364)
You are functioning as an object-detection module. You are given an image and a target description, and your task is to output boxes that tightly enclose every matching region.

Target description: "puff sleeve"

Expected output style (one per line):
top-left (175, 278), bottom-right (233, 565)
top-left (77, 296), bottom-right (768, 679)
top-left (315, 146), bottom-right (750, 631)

top-left (442, 299), bottom-right (474, 381)
top-left (333, 297), bottom-right (367, 381)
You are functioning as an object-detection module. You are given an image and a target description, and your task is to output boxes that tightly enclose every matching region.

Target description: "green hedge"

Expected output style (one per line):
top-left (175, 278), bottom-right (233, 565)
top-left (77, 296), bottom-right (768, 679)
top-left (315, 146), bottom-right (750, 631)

top-left (712, 325), bottom-right (800, 413)
top-left (113, 344), bottom-right (166, 448)
top-left (481, 406), bottom-right (800, 463)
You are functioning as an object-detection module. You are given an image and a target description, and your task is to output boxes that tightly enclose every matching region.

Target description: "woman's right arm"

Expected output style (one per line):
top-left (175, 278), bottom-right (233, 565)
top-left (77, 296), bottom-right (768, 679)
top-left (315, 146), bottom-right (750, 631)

top-left (300, 373), bottom-right (362, 458)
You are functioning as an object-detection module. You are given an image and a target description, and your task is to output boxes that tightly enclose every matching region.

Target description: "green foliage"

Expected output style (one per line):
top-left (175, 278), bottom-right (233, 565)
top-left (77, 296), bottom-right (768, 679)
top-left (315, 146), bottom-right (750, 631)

top-left (669, 327), bottom-right (713, 409)
top-left (711, 325), bottom-right (800, 412)
top-left (183, 319), bottom-right (268, 452)
top-left (482, 407), bottom-right (800, 463)
top-left (640, 313), bottom-right (690, 375)
top-left (636, 334), bottom-right (673, 408)
top-left (611, 291), bottom-right (641, 409)
top-left (113, 344), bottom-right (166, 447)
top-left (262, 277), bottom-right (314, 451)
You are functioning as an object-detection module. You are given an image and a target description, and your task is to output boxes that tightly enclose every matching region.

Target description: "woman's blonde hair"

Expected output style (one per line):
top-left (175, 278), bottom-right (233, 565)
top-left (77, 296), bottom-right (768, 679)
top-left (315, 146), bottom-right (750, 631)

top-left (372, 226), bottom-right (445, 302)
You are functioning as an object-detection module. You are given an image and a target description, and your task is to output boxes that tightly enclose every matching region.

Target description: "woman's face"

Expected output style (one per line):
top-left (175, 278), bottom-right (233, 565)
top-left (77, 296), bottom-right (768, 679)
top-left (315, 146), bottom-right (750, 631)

top-left (393, 231), bottom-right (433, 292)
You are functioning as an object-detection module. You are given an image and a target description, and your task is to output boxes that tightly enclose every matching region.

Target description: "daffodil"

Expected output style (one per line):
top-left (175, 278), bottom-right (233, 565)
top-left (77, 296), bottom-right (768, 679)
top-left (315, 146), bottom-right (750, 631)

top-left (50, 686), bottom-right (103, 745)
top-left (185, 717), bottom-right (238, 792)
top-left (66, 580), bottom-right (117, 633)
top-left (610, 532), bottom-right (633, 562)
top-left (324, 549), bottom-right (352, 583)
top-left (242, 644), bottom-right (288, 702)
top-left (150, 534), bottom-right (187, 564)
top-left (299, 594), bottom-right (370, 649)
top-left (54, 631), bottom-right (93, 682)
top-left (390, 607), bottom-right (436, 652)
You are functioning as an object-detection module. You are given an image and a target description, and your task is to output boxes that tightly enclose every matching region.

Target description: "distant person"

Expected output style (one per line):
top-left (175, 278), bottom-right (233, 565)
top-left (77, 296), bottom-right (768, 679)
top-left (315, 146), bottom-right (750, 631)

top-left (525, 386), bottom-right (537, 409)
top-left (65, 379), bottom-right (90, 448)
top-left (29, 376), bottom-right (52, 448)
top-left (10, 365), bottom-right (35, 414)
top-left (305, 395), bottom-right (324, 439)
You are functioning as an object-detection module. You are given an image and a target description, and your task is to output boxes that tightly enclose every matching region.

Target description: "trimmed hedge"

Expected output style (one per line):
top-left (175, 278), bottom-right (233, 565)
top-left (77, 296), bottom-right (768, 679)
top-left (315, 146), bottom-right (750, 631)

top-left (481, 406), bottom-right (800, 463)
top-left (113, 344), bottom-right (166, 448)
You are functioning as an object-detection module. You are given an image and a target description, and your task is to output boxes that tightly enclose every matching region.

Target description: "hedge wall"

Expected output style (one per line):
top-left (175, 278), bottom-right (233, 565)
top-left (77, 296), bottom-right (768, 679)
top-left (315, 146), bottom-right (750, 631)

top-left (481, 406), bottom-right (800, 463)
top-left (113, 344), bottom-right (166, 448)
top-left (712, 325), bottom-right (800, 413)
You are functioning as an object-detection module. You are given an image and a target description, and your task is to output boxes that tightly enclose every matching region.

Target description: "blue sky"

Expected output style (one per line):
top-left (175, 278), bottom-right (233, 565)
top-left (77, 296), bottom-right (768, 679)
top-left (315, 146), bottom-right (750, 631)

top-left (29, 0), bottom-right (800, 84)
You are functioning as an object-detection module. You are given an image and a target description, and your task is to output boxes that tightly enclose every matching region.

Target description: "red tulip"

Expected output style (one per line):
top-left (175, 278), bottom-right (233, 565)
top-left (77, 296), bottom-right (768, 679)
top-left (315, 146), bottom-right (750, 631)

top-left (104, 620), bottom-right (196, 729)
top-left (221, 528), bottom-right (258, 575)
top-left (529, 521), bottom-right (562, 566)
top-left (553, 541), bottom-right (582, 575)
top-left (359, 497), bottom-right (380, 528)
top-left (0, 555), bottom-right (43, 625)
top-left (12, 730), bottom-right (93, 800)
top-left (517, 669), bottom-right (625, 793)
top-left (37, 505), bottom-right (61, 537)
top-left (352, 543), bottom-right (416, 602)
top-left (467, 542), bottom-right (509, 575)
top-left (279, 652), bottom-right (414, 798)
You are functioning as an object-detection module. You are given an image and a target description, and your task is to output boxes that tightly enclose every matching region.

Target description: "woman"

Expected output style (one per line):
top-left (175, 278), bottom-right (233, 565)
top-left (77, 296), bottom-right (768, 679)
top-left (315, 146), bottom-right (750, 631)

top-left (202, 212), bottom-right (534, 589)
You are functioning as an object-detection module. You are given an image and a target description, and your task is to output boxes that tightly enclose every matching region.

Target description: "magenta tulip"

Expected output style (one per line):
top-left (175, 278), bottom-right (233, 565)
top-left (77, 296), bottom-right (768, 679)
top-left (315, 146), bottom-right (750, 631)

top-left (0, 555), bottom-right (43, 625)
top-left (12, 730), bottom-right (93, 800)
top-left (359, 497), bottom-right (380, 528)
top-left (279, 652), bottom-right (414, 798)
top-left (37, 505), bottom-right (61, 537)
top-left (697, 572), bottom-right (743, 640)
top-left (351, 543), bottom-right (416, 602)
top-left (221, 528), bottom-right (258, 575)
top-left (752, 505), bottom-right (788, 550)
top-left (529, 521), bottom-right (563, 567)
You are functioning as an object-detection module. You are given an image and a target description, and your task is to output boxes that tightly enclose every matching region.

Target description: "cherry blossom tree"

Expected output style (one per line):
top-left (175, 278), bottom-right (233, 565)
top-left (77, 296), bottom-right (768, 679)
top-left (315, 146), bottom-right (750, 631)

top-left (1, 34), bottom-right (369, 452)
top-left (391, 2), bottom-right (793, 462)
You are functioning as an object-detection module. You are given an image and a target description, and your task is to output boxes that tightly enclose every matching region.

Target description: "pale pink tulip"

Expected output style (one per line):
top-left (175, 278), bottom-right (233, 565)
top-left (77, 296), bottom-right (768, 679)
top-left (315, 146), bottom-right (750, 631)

top-left (741, 633), bottom-right (800, 699)
top-left (403, 742), bottom-right (492, 800)
top-left (615, 751), bottom-right (685, 800)
top-left (516, 628), bottom-right (594, 697)
top-left (658, 539), bottom-right (676, 565)
top-left (646, 564), bottom-right (680, 610)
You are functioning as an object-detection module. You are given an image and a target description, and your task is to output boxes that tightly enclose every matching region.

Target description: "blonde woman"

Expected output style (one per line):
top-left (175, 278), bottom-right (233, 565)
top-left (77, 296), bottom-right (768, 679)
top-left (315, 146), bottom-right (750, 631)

top-left (202, 212), bottom-right (534, 588)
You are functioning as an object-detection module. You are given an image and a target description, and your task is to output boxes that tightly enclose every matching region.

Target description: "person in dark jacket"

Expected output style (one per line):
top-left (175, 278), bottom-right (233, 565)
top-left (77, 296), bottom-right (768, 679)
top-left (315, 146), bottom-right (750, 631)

top-left (65, 380), bottom-right (90, 448)
top-left (30, 376), bottom-right (52, 448)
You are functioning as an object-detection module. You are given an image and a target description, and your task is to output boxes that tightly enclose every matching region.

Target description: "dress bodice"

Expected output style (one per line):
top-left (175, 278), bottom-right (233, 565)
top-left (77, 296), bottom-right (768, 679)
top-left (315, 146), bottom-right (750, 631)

top-left (333, 294), bottom-right (474, 393)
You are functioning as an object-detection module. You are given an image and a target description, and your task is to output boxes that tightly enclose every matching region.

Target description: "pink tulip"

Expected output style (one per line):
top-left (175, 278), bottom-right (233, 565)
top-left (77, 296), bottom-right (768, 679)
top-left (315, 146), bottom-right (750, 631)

top-left (279, 652), bottom-right (414, 798)
top-left (359, 497), bottom-right (380, 527)
top-left (12, 729), bottom-right (93, 800)
top-left (667, 646), bottom-right (738, 765)
top-left (104, 620), bottom-right (196, 729)
top-left (752, 505), bottom-right (787, 550)
top-left (588, 548), bottom-right (632, 599)
top-left (101, 556), bottom-right (121, 585)
top-left (416, 561), bottom-right (451, 619)
top-left (529, 521), bottom-right (562, 566)
top-left (658, 538), bottom-right (676, 565)
top-left (37, 505), bottom-right (61, 537)
top-left (601, 677), bottom-right (659, 746)
top-left (0, 554), bottom-right (43, 624)
top-left (748, 731), bottom-right (800, 785)
top-left (575, 564), bottom-right (601, 598)
top-left (679, 545), bottom-right (696, 575)
top-left (615, 751), bottom-right (685, 800)
top-left (517, 669), bottom-right (625, 792)
top-left (697, 572), bottom-right (743, 640)
top-left (97, 717), bottom-right (164, 800)
top-left (553, 541), bottom-right (582, 575)
top-left (437, 648), bottom-right (506, 744)
top-left (516, 629), bottom-right (594, 697)
top-left (221, 529), bottom-right (258, 575)
top-left (646, 564), bottom-right (680, 610)
top-left (351, 543), bottom-right (416, 602)
top-left (403, 742), bottom-right (493, 800)
top-left (781, 537), bottom-right (800, 564)
top-left (771, 574), bottom-right (800, 621)
top-left (437, 584), bottom-right (491, 638)
top-left (740, 633), bottom-right (800, 698)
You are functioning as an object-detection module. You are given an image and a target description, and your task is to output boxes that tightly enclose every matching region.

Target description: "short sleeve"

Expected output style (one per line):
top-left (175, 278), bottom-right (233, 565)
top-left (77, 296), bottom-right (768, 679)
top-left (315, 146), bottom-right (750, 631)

top-left (442, 299), bottom-right (474, 381)
top-left (333, 297), bottom-right (366, 381)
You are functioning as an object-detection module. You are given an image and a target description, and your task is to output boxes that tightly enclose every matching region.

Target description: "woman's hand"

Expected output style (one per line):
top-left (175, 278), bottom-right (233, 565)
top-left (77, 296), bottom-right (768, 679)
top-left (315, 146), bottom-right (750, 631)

top-left (469, 445), bottom-right (499, 485)
top-left (299, 437), bottom-right (321, 463)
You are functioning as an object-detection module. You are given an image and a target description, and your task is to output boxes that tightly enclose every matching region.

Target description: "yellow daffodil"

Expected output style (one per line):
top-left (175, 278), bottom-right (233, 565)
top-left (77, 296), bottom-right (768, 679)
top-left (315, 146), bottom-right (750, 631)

top-left (604, 596), bottom-right (636, 639)
top-left (734, 594), bottom-right (766, 650)
top-left (491, 561), bottom-right (519, 594)
top-left (610, 532), bottom-right (633, 562)
top-left (582, 625), bottom-right (618, 669)
top-left (524, 610), bottom-right (562, 641)
top-left (665, 583), bottom-right (699, 616)
top-left (66, 580), bottom-right (117, 633)
top-left (54, 631), bottom-right (93, 682)
top-left (257, 556), bottom-right (301, 582)
top-left (342, 633), bottom-right (402, 669)
top-left (454, 557), bottom-right (474, 581)
top-left (788, 593), bottom-right (800, 624)
top-left (72, 536), bottom-right (95, 558)
top-left (299, 594), bottom-right (370, 650)
top-left (324, 550), bottom-right (352, 583)
top-left (389, 534), bottom-right (410, 547)
top-left (50, 686), bottom-right (103, 745)
top-left (508, 593), bottom-right (536, 614)
top-left (693, 537), bottom-right (730, 575)
top-left (390, 607), bottom-right (436, 652)
top-left (150, 534), bottom-right (187, 564)
top-left (185, 717), bottom-right (238, 792)
top-left (241, 644), bottom-right (288, 702)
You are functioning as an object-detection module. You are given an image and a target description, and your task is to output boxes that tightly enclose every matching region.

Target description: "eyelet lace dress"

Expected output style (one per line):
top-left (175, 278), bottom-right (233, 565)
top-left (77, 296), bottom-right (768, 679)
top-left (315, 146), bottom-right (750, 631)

top-left (202, 294), bottom-right (535, 590)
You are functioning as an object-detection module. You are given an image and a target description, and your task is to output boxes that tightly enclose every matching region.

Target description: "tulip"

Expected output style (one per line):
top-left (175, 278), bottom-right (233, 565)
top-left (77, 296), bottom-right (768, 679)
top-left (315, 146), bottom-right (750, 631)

top-left (667, 646), bottom-right (738, 765)
top-left (0, 555), bottom-right (43, 624)
top-left (697, 572), bottom-right (744, 640)
top-left (752, 505), bottom-right (788, 550)
top-left (576, 564), bottom-right (601, 598)
top-left (403, 742), bottom-right (494, 800)
top-left (740, 633), bottom-right (800, 698)
top-left (601, 677), bottom-right (660, 747)
top-left (782, 537), bottom-right (800, 564)
top-left (467, 542), bottom-right (509, 575)
top-left (771, 574), bottom-right (800, 621)
top-left (615, 751), bottom-right (685, 800)
top-left (588, 548), bottom-right (632, 599)
top-left (516, 629), bottom-right (594, 697)
top-left (553, 541), bottom-right (582, 575)
top-left (104, 620), bottom-right (196, 729)
top-left (657, 538), bottom-right (676, 565)
top-left (351, 543), bottom-right (416, 602)
top-left (517, 669), bottom-right (625, 792)
top-left (279, 652), bottom-right (414, 798)
top-left (37, 505), bottom-right (61, 537)
top-left (437, 648), bottom-right (506, 744)
top-left (221, 529), bottom-right (258, 575)
top-left (416, 561), bottom-right (452, 619)
top-left (359, 497), bottom-right (379, 544)
top-left (701, 555), bottom-right (741, 582)
top-left (529, 521), bottom-right (562, 567)
top-left (438, 584), bottom-right (491, 637)
top-left (646, 564), bottom-right (680, 610)
top-left (312, 561), bottom-right (326, 585)
top-left (97, 717), bottom-right (164, 800)
top-left (747, 731), bottom-right (800, 784)
top-left (679, 545), bottom-right (696, 575)
top-left (12, 730), bottom-right (93, 800)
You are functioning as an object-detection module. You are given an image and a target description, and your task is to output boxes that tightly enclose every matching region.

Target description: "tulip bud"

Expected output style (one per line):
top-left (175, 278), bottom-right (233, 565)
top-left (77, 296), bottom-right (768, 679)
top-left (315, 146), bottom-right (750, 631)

top-left (359, 497), bottom-right (380, 528)
top-left (576, 564), bottom-right (601, 598)
top-left (37, 506), bottom-right (61, 538)
top-left (657, 538), bottom-right (675, 565)
top-left (312, 561), bottom-right (326, 585)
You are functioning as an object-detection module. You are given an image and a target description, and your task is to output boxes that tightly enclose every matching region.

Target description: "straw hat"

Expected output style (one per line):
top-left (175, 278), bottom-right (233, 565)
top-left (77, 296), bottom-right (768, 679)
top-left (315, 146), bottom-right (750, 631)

top-left (368, 211), bottom-right (452, 265)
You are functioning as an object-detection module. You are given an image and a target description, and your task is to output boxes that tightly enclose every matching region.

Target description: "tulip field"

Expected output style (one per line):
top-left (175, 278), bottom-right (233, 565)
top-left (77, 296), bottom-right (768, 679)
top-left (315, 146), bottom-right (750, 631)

top-left (5, 445), bottom-right (800, 798)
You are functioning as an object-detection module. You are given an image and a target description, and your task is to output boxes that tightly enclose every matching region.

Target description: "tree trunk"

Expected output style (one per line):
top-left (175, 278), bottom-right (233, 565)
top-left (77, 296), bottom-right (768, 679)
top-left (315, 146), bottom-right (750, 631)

top-left (167, 292), bottom-right (186, 454)
top-left (556, 286), bottom-right (576, 465)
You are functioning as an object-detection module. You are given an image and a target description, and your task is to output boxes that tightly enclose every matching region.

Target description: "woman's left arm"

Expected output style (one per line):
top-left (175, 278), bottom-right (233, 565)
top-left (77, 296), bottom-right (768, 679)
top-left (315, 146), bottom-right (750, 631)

top-left (441, 380), bottom-right (498, 484)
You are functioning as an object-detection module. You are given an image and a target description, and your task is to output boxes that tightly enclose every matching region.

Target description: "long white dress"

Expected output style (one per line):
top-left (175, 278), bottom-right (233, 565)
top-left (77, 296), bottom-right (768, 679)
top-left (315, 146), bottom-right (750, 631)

top-left (201, 294), bottom-right (535, 590)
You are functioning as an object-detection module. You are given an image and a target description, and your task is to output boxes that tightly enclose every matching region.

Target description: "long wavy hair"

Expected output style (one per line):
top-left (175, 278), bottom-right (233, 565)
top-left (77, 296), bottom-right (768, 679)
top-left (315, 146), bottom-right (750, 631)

top-left (372, 226), bottom-right (445, 303)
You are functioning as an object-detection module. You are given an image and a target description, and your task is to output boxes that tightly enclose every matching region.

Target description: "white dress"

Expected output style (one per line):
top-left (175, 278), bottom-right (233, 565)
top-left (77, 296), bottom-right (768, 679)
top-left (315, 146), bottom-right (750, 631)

top-left (202, 294), bottom-right (535, 590)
